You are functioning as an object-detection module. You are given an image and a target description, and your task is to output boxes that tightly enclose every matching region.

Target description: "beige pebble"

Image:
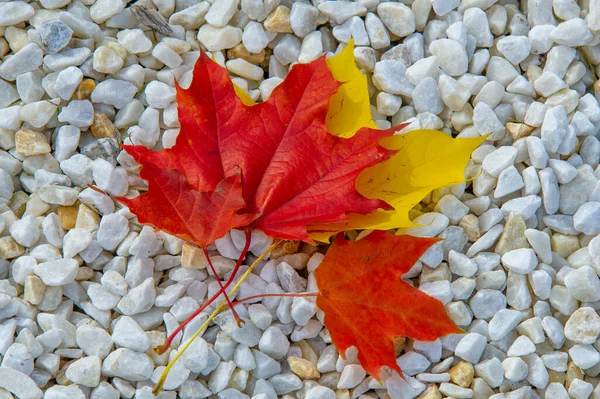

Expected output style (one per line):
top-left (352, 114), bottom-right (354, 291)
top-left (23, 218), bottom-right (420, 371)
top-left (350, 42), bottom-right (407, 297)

top-left (181, 243), bottom-right (208, 269)
top-left (506, 122), bottom-right (534, 140)
top-left (24, 275), bottom-right (46, 305)
top-left (90, 112), bottom-right (119, 139)
top-left (495, 212), bottom-right (529, 256)
top-left (419, 385), bottom-right (441, 399)
top-left (551, 233), bottom-right (580, 258)
top-left (264, 5), bottom-right (293, 33)
top-left (74, 79), bottom-right (96, 100)
top-left (566, 361), bottom-right (583, 389)
top-left (295, 340), bottom-right (318, 366)
top-left (278, 253), bottom-right (310, 270)
top-left (459, 214), bottom-right (480, 242)
top-left (76, 266), bottom-right (94, 281)
top-left (271, 240), bottom-right (300, 258)
top-left (335, 389), bottom-right (349, 399)
top-left (58, 203), bottom-right (79, 230)
top-left (227, 43), bottom-right (266, 64)
top-left (449, 360), bottom-right (474, 388)
top-left (76, 204), bottom-right (100, 231)
top-left (93, 46), bottom-right (124, 74)
top-left (288, 356), bottom-right (320, 379)
top-left (0, 236), bottom-right (24, 259)
top-left (16, 129), bottom-right (51, 156)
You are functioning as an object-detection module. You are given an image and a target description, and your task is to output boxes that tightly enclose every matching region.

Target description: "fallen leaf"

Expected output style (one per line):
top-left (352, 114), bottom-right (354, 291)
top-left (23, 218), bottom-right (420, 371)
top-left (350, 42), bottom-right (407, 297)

top-left (310, 130), bottom-right (485, 239)
top-left (116, 157), bottom-right (255, 248)
top-left (315, 231), bottom-right (461, 380)
top-left (123, 51), bottom-right (399, 245)
top-left (325, 40), bottom-right (376, 138)
top-left (233, 39), bottom-right (375, 138)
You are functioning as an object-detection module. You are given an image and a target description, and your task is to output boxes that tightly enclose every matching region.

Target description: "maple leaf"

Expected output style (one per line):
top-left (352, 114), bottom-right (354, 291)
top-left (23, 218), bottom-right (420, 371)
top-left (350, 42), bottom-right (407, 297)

top-left (117, 149), bottom-right (255, 248)
top-left (315, 231), bottom-right (461, 380)
top-left (123, 51), bottom-right (399, 246)
top-left (309, 130), bottom-right (486, 240)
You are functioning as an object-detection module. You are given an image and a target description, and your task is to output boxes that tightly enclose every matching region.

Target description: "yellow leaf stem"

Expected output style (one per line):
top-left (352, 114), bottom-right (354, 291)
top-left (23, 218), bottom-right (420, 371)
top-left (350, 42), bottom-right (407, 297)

top-left (152, 240), bottom-right (281, 395)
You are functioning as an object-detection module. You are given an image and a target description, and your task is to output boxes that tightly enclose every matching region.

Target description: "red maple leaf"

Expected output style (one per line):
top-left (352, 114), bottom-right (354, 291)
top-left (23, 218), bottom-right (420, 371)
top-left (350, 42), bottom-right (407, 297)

top-left (121, 51), bottom-right (398, 246)
top-left (315, 231), bottom-right (461, 380)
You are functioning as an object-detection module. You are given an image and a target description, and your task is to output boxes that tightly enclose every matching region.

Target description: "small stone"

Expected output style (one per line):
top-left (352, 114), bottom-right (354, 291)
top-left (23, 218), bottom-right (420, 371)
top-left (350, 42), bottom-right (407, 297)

top-left (573, 202), bottom-right (600, 235)
top-left (65, 356), bottom-right (101, 388)
top-left (564, 307), bottom-right (600, 345)
top-left (40, 20), bottom-right (73, 54)
top-left (463, 7), bottom-right (493, 47)
top-left (93, 46), bottom-right (124, 75)
top-left (455, 333), bottom-right (486, 363)
top-left (501, 248), bottom-right (537, 274)
top-left (569, 344), bottom-right (600, 369)
top-left (101, 348), bottom-right (153, 381)
top-left (112, 316), bottom-right (150, 352)
top-left (429, 39), bottom-right (468, 77)
top-left (55, 66), bottom-right (83, 101)
top-left (412, 77), bottom-right (443, 115)
top-left (0, 43), bottom-right (43, 81)
top-left (0, 367), bottom-right (42, 399)
top-left (496, 36), bottom-right (531, 65)
top-left (90, 79), bottom-right (138, 109)
top-left (502, 357), bottom-right (528, 381)
top-left (90, 112), bottom-right (119, 140)
top-left (206, 0), bottom-right (239, 27)
top-left (116, 29), bottom-right (152, 55)
top-left (377, 2), bottom-right (415, 37)
top-left (20, 101), bottom-right (58, 129)
top-left (259, 326), bottom-right (289, 359)
top-left (227, 58), bottom-right (264, 81)
top-left (58, 100), bottom-right (95, 127)
top-left (90, 0), bottom-right (125, 24)
top-left (287, 357), bottom-right (320, 380)
top-left (337, 364), bottom-right (366, 389)
top-left (0, 2), bottom-right (34, 26)
top-left (264, 6), bottom-right (292, 33)
top-left (507, 336), bottom-right (536, 356)
top-left (488, 309), bottom-right (523, 341)
top-left (549, 18), bottom-right (593, 46)
top-left (117, 277), bottom-right (156, 315)
top-left (564, 266), bottom-right (600, 302)
top-left (15, 130), bottom-right (51, 156)
top-left (152, 43), bottom-right (183, 69)
top-left (197, 25), bottom-right (242, 52)
top-left (290, 3), bottom-right (318, 38)
top-left (449, 361), bottom-right (474, 388)
top-left (74, 79), bottom-right (96, 101)
top-left (317, 2), bottom-right (366, 25)
top-left (34, 259), bottom-right (78, 286)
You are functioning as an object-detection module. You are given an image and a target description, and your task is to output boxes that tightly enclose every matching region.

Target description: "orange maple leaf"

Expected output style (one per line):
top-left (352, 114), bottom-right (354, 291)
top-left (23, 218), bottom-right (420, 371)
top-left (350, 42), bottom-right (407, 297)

top-left (315, 231), bottom-right (461, 380)
top-left (120, 51), bottom-right (402, 246)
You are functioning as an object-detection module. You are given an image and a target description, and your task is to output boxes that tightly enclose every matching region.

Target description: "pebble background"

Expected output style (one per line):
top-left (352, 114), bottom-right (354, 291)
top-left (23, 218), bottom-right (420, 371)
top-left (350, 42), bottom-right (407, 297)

top-left (1, 0), bottom-right (600, 398)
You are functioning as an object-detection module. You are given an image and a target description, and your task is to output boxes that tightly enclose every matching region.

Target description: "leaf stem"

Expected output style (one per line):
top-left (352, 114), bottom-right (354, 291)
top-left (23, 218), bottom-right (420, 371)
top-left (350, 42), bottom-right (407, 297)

top-left (152, 239), bottom-right (281, 395)
top-left (155, 230), bottom-right (253, 354)
top-left (230, 292), bottom-right (318, 307)
top-left (202, 247), bottom-right (242, 326)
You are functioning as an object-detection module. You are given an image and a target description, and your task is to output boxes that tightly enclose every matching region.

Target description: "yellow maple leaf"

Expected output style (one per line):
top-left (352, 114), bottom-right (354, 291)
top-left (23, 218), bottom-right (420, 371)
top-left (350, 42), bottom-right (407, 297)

top-left (309, 130), bottom-right (486, 240)
top-left (325, 39), bottom-right (377, 137)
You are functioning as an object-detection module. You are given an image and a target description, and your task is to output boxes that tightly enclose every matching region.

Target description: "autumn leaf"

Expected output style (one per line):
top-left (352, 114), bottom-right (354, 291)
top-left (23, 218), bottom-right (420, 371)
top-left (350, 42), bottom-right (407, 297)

top-left (232, 40), bottom-right (376, 138)
top-left (117, 152), bottom-right (255, 248)
top-left (315, 231), bottom-right (461, 380)
top-left (122, 51), bottom-right (400, 246)
top-left (310, 130), bottom-right (486, 239)
top-left (325, 40), bottom-right (377, 138)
